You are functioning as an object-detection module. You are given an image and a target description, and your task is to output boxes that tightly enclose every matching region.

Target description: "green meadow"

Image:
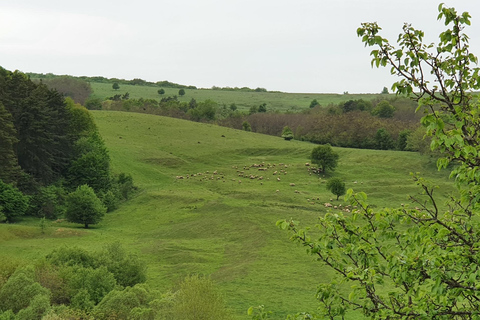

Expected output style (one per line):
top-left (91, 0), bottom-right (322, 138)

top-left (91, 82), bottom-right (386, 112)
top-left (0, 111), bottom-right (455, 319)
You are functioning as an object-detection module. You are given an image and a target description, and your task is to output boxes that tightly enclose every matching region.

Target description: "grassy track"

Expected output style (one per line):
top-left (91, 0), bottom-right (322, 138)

top-left (0, 111), bottom-right (455, 319)
top-left (91, 82), bottom-right (386, 112)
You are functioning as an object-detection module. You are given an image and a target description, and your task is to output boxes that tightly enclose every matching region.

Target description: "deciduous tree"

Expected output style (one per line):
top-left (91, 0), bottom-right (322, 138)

top-left (65, 184), bottom-right (106, 228)
top-left (281, 126), bottom-right (294, 141)
top-left (326, 177), bottom-right (346, 200)
top-left (277, 5), bottom-right (480, 319)
top-left (310, 144), bottom-right (339, 173)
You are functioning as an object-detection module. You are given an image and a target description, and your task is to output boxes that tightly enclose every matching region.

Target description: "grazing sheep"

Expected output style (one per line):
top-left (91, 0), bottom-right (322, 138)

top-left (289, 183), bottom-right (295, 187)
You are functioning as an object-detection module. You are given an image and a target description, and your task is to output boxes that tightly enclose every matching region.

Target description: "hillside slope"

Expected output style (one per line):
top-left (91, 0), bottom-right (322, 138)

top-left (0, 111), bottom-right (455, 319)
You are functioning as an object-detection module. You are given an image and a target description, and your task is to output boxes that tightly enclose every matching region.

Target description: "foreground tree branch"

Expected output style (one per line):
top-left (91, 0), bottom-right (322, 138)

top-left (274, 4), bottom-right (480, 319)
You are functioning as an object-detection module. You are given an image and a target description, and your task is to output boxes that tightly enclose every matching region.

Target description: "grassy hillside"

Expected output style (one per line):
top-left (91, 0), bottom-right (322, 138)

top-left (91, 82), bottom-right (386, 113)
top-left (0, 111), bottom-right (455, 319)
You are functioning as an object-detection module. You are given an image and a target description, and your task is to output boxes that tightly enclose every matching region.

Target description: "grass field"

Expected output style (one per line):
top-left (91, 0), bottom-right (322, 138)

top-left (91, 82), bottom-right (387, 113)
top-left (0, 111), bottom-right (456, 319)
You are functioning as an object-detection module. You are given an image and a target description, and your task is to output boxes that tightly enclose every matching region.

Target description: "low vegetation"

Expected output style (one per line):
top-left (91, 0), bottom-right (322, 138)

top-left (0, 108), bottom-right (456, 318)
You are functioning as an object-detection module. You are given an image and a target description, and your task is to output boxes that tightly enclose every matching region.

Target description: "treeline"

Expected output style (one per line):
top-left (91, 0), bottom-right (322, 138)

top-left (96, 92), bottom-right (428, 152)
top-left (27, 73), bottom-right (197, 89)
top-left (228, 98), bottom-right (425, 151)
top-left (210, 86), bottom-right (276, 93)
top-left (0, 244), bottom-right (233, 319)
top-left (31, 73), bottom-right (430, 153)
top-left (0, 68), bottom-right (135, 224)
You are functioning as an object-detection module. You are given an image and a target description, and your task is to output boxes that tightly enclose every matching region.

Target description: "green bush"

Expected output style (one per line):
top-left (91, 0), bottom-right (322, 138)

top-left (65, 266), bottom-right (116, 306)
top-left (170, 275), bottom-right (232, 320)
top-left (0, 179), bottom-right (29, 222)
top-left (0, 266), bottom-right (50, 314)
top-left (92, 284), bottom-right (154, 320)
top-left (281, 126), bottom-right (294, 141)
top-left (96, 242), bottom-right (147, 288)
top-left (16, 294), bottom-right (50, 320)
top-left (29, 185), bottom-right (66, 219)
top-left (116, 173), bottom-right (136, 200)
top-left (46, 246), bottom-right (98, 269)
top-left (99, 190), bottom-right (118, 212)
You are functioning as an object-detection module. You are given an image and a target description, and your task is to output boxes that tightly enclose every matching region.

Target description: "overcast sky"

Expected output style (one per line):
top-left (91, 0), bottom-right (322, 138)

top-left (1, 0), bottom-right (479, 93)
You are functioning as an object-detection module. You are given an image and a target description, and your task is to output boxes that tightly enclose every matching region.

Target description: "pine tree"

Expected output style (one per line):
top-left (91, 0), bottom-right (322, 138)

top-left (0, 103), bottom-right (21, 184)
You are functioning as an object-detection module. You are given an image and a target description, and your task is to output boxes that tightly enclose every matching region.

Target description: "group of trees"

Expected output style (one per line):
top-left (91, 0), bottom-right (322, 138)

top-left (273, 4), bottom-right (480, 319)
top-left (0, 244), bottom-right (232, 319)
top-left (28, 73), bottom-right (197, 90)
top-left (0, 68), bottom-right (135, 226)
top-left (98, 91), bottom-right (422, 152)
top-left (310, 144), bottom-right (346, 200)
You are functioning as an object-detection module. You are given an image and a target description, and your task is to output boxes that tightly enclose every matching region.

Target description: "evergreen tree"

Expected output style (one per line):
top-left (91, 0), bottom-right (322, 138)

top-left (0, 103), bottom-right (21, 184)
top-left (0, 68), bottom-right (74, 185)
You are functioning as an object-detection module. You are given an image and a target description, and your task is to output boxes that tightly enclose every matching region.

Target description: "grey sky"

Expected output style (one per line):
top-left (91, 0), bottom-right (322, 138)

top-left (1, 0), bottom-right (479, 93)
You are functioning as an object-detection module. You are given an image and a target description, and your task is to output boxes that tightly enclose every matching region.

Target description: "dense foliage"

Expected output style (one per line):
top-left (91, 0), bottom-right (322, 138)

top-left (0, 245), bottom-right (230, 319)
top-left (0, 67), bottom-right (136, 226)
top-left (276, 4), bottom-right (480, 319)
top-left (40, 76), bottom-right (93, 105)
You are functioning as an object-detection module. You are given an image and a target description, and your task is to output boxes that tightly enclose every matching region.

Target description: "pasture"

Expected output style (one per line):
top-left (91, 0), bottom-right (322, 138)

top-left (90, 82), bottom-right (386, 113)
top-left (0, 111), bottom-right (455, 318)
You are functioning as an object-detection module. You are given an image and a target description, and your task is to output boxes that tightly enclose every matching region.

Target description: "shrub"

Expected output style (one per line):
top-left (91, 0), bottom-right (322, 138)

top-left (65, 266), bottom-right (116, 306)
top-left (0, 179), bottom-right (29, 222)
top-left (29, 185), bottom-right (66, 219)
top-left (242, 121), bottom-right (252, 132)
top-left (96, 242), bottom-right (147, 288)
top-left (16, 294), bottom-right (50, 320)
top-left (46, 246), bottom-right (98, 269)
top-left (0, 266), bottom-right (50, 314)
top-left (170, 275), bottom-right (232, 320)
top-left (92, 285), bottom-right (154, 320)
top-left (281, 126), bottom-right (294, 141)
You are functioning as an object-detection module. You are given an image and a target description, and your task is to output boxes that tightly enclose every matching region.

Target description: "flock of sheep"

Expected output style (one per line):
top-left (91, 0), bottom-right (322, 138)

top-left (174, 161), bottom-right (360, 214)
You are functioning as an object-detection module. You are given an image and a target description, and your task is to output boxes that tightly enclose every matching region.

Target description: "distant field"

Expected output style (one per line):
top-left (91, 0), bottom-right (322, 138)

top-left (0, 111), bottom-right (455, 319)
top-left (91, 82), bottom-right (387, 112)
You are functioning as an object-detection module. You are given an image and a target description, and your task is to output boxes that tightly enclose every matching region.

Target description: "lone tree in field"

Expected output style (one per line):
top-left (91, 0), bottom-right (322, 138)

top-left (310, 144), bottom-right (339, 173)
top-left (326, 177), bottom-right (346, 200)
top-left (281, 126), bottom-right (294, 141)
top-left (65, 184), bottom-right (106, 228)
top-left (157, 88), bottom-right (165, 95)
top-left (178, 89), bottom-right (185, 96)
top-left (277, 4), bottom-right (480, 319)
top-left (112, 82), bottom-right (120, 90)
